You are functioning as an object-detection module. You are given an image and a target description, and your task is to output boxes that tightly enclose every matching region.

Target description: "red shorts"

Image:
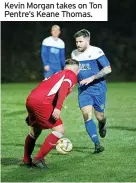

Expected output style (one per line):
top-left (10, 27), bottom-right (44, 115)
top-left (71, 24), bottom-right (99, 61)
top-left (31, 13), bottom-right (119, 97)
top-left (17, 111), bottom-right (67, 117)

top-left (26, 98), bottom-right (63, 129)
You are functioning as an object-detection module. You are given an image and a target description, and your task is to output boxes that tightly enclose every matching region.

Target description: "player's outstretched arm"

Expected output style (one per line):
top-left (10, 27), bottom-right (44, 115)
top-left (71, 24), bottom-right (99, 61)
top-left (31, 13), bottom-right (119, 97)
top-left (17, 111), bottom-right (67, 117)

top-left (80, 66), bottom-right (112, 85)
top-left (80, 51), bottom-right (112, 85)
top-left (95, 53), bottom-right (112, 79)
top-left (95, 65), bottom-right (112, 79)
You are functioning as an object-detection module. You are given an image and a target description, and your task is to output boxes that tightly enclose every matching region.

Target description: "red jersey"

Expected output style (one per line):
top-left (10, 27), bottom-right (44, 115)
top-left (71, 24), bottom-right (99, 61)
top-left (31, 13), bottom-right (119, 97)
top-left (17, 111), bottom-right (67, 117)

top-left (27, 70), bottom-right (77, 110)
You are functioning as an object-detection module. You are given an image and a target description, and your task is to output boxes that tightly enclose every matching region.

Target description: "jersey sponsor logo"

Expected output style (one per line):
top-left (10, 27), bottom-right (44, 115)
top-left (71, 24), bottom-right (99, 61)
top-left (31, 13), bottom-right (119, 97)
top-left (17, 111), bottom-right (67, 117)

top-left (50, 47), bottom-right (60, 54)
top-left (79, 63), bottom-right (92, 70)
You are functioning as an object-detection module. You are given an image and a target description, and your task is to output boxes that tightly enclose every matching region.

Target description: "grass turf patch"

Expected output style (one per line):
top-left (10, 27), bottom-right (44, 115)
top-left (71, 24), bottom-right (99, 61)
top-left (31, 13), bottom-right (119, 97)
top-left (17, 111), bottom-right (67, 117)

top-left (1, 82), bottom-right (136, 182)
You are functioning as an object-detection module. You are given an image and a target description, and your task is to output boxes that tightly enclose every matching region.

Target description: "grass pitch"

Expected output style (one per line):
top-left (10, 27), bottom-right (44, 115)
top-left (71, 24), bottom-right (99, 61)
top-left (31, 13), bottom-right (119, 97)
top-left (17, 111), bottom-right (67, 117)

top-left (1, 83), bottom-right (136, 182)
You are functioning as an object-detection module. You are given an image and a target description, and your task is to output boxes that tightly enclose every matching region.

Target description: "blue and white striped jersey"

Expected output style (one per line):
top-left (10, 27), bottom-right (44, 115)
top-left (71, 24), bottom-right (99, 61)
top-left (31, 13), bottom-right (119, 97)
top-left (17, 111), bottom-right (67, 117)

top-left (72, 46), bottom-right (110, 94)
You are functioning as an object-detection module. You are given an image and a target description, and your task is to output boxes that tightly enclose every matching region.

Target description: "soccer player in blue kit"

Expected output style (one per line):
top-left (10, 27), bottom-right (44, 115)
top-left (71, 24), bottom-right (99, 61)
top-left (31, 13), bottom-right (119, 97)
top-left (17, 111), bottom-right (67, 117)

top-left (41, 25), bottom-right (65, 79)
top-left (72, 29), bottom-right (112, 153)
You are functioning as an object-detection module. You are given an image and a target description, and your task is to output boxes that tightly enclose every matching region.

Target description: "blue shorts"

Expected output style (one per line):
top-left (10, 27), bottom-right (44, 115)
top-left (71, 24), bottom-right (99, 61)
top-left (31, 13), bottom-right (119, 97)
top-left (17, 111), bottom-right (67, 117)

top-left (78, 90), bottom-right (106, 112)
top-left (44, 68), bottom-right (61, 78)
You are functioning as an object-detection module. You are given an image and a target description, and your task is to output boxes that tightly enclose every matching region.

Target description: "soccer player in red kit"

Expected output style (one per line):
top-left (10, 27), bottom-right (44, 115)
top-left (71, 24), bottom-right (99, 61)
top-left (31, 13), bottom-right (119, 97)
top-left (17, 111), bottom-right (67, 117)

top-left (20, 59), bottom-right (79, 169)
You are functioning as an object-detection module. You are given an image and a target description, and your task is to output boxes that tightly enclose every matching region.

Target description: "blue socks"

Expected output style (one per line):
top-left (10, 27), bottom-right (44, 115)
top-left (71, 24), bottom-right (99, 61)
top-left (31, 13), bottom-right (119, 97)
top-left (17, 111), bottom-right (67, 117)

top-left (85, 119), bottom-right (100, 145)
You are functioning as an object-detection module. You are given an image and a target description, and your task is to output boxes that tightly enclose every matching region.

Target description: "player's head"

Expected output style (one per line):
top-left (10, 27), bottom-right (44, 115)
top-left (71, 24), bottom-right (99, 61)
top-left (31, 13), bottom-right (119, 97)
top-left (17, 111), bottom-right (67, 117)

top-left (65, 59), bottom-right (79, 75)
top-left (51, 25), bottom-right (61, 38)
top-left (74, 29), bottom-right (90, 52)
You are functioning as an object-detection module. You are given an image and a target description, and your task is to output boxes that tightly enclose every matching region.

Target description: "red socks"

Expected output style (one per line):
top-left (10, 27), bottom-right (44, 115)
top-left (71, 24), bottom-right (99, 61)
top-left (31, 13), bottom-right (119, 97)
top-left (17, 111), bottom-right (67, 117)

top-left (23, 134), bottom-right (36, 162)
top-left (23, 131), bottom-right (62, 162)
top-left (34, 132), bottom-right (60, 160)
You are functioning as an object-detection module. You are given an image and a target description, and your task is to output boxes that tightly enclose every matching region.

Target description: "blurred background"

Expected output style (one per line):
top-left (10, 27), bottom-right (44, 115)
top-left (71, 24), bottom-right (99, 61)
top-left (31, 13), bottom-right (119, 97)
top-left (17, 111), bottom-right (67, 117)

top-left (1, 0), bottom-right (136, 82)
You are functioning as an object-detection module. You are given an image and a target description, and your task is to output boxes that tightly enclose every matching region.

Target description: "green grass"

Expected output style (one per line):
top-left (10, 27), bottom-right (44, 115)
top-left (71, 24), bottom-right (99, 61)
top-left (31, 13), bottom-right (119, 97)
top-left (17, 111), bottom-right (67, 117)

top-left (1, 82), bottom-right (136, 182)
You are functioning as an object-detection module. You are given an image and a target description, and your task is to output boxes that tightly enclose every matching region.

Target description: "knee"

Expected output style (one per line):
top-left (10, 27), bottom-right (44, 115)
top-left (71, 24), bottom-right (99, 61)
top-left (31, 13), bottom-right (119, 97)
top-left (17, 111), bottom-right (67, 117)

top-left (30, 128), bottom-right (42, 139)
top-left (29, 132), bottom-right (41, 139)
top-left (53, 127), bottom-right (65, 135)
top-left (82, 112), bottom-right (92, 122)
top-left (34, 131), bottom-right (42, 139)
top-left (57, 128), bottom-right (65, 135)
top-left (96, 113), bottom-right (105, 121)
top-left (52, 129), bottom-right (64, 139)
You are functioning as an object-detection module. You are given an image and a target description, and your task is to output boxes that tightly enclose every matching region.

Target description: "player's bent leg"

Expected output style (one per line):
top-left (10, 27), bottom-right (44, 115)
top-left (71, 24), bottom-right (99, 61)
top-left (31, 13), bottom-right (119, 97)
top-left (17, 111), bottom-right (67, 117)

top-left (33, 121), bottom-right (64, 169)
top-left (93, 93), bottom-right (107, 138)
top-left (94, 111), bottom-right (104, 121)
top-left (95, 111), bottom-right (107, 138)
top-left (30, 126), bottom-right (42, 139)
top-left (20, 126), bottom-right (42, 168)
top-left (81, 106), bottom-right (104, 153)
top-left (52, 124), bottom-right (65, 135)
top-left (19, 127), bottom-right (42, 168)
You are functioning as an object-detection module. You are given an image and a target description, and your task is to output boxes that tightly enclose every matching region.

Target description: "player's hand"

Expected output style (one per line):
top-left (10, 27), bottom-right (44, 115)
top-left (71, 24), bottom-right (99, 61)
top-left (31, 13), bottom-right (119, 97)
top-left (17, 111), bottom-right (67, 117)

top-left (52, 108), bottom-right (61, 120)
top-left (80, 75), bottom-right (96, 85)
top-left (44, 65), bottom-right (50, 71)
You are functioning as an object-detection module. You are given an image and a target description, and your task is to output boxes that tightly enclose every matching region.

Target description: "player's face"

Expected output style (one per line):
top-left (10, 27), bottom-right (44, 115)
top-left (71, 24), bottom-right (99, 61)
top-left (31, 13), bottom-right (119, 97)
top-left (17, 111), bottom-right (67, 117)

top-left (51, 27), bottom-right (60, 38)
top-left (75, 36), bottom-right (89, 52)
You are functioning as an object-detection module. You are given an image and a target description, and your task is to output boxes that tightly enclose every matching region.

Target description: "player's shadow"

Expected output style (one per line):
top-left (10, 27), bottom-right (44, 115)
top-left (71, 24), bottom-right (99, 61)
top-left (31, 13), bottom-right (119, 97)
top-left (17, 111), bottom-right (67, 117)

top-left (1, 157), bottom-right (19, 166)
top-left (2, 143), bottom-right (93, 154)
top-left (73, 146), bottom-right (93, 152)
top-left (2, 143), bottom-right (42, 148)
top-left (50, 146), bottom-right (93, 154)
top-left (109, 126), bottom-right (136, 132)
top-left (1, 143), bottom-right (22, 147)
top-left (49, 146), bottom-right (93, 155)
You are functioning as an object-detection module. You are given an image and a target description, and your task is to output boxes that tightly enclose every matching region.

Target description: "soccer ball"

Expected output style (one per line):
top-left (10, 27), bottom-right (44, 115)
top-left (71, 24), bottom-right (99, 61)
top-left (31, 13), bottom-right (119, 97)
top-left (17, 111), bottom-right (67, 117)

top-left (56, 138), bottom-right (73, 154)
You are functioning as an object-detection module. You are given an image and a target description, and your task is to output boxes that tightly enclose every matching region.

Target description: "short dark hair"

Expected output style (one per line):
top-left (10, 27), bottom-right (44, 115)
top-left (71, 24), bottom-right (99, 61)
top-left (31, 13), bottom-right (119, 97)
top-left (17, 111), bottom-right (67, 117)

top-left (74, 29), bottom-right (90, 39)
top-left (65, 58), bottom-right (79, 66)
